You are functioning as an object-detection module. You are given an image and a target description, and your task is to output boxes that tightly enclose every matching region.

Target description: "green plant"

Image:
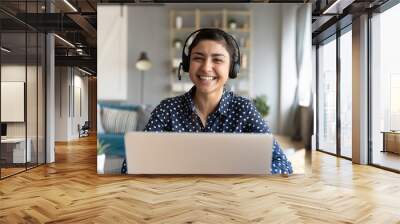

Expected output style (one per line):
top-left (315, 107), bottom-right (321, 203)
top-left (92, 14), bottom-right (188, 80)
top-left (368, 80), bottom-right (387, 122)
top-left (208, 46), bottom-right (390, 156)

top-left (252, 95), bottom-right (270, 118)
top-left (97, 140), bottom-right (111, 155)
top-left (228, 18), bottom-right (237, 24)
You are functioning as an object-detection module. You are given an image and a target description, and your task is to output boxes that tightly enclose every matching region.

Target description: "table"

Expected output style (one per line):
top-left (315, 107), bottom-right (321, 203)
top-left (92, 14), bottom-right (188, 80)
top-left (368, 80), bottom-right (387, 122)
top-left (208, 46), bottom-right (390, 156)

top-left (1, 138), bottom-right (31, 164)
top-left (381, 131), bottom-right (400, 154)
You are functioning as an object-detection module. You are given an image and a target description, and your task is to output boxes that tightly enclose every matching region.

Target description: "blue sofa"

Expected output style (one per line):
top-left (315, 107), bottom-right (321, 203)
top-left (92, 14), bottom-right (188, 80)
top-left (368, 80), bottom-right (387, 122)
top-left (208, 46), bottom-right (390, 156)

top-left (97, 102), bottom-right (154, 174)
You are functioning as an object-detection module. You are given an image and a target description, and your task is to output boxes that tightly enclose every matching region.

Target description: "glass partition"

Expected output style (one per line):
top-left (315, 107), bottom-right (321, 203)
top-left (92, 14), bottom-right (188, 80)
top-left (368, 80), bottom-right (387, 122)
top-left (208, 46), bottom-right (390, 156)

top-left (0, 1), bottom-right (46, 179)
top-left (1, 30), bottom-right (28, 177)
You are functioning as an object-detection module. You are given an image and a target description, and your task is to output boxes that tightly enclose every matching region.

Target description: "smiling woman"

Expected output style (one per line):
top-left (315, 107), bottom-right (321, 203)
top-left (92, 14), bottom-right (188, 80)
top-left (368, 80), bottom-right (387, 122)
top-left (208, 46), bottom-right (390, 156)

top-left (187, 30), bottom-right (234, 126)
top-left (134, 28), bottom-right (293, 175)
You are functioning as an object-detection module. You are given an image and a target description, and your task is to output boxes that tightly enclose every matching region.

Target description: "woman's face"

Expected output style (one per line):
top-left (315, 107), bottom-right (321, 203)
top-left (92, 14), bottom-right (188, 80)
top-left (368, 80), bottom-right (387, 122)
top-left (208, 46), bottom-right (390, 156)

top-left (188, 40), bottom-right (231, 96)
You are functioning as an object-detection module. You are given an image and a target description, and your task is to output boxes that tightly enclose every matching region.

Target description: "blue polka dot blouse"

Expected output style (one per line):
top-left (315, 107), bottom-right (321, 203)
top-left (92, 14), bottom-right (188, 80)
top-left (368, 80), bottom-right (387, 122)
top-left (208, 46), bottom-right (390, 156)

top-left (144, 86), bottom-right (293, 175)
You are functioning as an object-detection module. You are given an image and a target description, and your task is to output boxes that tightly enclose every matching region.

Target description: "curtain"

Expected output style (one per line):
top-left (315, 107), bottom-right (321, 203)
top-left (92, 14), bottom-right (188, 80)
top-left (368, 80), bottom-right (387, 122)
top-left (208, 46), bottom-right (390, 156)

top-left (279, 4), bottom-right (312, 145)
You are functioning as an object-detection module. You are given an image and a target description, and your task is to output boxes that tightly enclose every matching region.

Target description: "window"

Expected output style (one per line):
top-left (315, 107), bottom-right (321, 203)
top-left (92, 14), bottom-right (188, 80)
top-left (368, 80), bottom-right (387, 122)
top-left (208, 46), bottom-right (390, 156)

top-left (317, 36), bottom-right (337, 154)
top-left (339, 28), bottom-right (352, 158)
top-left (370, 2), bottom-right (400, 171)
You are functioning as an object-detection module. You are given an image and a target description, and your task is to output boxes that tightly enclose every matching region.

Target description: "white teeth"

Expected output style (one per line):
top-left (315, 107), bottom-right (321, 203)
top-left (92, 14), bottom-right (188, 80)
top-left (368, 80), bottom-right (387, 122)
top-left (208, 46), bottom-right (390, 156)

top-left (199, 76), bottom-right (216, 80)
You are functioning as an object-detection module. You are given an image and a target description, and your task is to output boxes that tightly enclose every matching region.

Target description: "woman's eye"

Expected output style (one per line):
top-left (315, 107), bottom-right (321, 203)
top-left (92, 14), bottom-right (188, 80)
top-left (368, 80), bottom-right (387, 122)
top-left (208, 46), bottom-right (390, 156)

top-left (193, 57), bottom-right (203, 61)
top-left (214, 59), bottom-right (223, 63)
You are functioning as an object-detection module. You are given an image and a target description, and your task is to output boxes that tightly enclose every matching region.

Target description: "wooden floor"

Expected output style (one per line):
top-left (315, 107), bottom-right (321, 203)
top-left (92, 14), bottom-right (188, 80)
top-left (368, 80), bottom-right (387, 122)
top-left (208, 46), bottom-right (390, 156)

top-left (0, 167), bottom-right (26, 178)
top-left (372, 151), bottom-right (400, 171)
top-left (275, 135), bottom-right (310, 174)
top-left (1, 163), bottom-right (44, 178)
top-left (1, 135), bottom-right (400, 223)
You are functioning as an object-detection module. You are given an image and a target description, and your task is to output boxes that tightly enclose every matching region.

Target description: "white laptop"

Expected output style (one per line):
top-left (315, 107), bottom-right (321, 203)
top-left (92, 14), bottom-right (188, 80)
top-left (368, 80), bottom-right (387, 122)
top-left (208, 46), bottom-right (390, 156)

top-left (124, 132), bottom-right (274, 175)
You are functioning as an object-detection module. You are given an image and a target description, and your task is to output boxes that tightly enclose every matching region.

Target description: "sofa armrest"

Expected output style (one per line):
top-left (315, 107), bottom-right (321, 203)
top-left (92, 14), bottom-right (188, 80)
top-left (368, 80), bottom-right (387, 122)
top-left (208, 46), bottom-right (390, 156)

top-left (97, 133), bottom-right (126, 157)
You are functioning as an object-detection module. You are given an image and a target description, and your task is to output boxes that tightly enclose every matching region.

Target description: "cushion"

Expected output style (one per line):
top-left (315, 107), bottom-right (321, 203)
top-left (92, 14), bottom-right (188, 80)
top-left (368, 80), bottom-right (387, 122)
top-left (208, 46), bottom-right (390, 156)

top-left (97, 133), bottom-right (126, 157)
top-left (98, 102), bottom-right (140, 111)
top-left (101, 107), bottom-right (137, 133)
top-left (136, 105), bottom-right (156, 131)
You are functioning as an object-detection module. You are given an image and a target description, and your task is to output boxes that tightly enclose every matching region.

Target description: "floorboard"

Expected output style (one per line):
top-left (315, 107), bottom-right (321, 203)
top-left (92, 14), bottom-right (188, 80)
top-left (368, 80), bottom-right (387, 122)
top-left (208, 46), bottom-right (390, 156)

top-left (0, 135), bottom-right (399, 223)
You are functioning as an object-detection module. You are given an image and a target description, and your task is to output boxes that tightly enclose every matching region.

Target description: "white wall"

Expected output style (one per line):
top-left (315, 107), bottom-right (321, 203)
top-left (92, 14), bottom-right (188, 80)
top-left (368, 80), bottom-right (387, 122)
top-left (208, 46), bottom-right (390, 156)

top-left (97, 3), bottom-right (309, 134)
top-left (73, 74), bottom-right (89, 137)
top-left (279, 5), bottom-right (300, 135)
top-left (251, 4), bottom-right (282, 132)
top-left (55, 67), bottom-right (89, 141)
top-left (55, 67), bottom-right (68, 141)
top-left (97, 5), bottom-right (129, 101)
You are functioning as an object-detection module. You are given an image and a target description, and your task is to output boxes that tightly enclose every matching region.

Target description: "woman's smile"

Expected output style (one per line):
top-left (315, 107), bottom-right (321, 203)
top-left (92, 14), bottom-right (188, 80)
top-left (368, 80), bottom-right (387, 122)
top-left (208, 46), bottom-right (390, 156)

top-left (197, 75), bottom-right (217, 81)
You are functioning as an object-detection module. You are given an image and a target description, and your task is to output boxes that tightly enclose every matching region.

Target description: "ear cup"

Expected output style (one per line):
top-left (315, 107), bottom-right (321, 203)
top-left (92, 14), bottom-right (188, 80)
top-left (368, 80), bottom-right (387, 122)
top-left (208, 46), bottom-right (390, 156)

top-left (227, 34), bottom-right (241, 79)
top-left (229, 63), bottom-right (240, 79)
top-left (181, 54), bottom-right (190, 72)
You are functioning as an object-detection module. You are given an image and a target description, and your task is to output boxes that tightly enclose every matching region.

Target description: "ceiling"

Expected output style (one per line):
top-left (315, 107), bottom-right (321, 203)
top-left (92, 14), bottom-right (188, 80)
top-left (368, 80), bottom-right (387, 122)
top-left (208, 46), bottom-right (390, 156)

top-left (0, 0), bottom-right (393, 75)
top-left (1, 0), bottom-right (97, 73)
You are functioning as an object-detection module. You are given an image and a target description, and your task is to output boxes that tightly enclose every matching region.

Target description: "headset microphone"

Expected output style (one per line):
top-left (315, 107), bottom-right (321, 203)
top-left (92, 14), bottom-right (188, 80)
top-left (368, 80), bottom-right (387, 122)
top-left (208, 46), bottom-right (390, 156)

top-left (178, 63), bottom-right (183, 81)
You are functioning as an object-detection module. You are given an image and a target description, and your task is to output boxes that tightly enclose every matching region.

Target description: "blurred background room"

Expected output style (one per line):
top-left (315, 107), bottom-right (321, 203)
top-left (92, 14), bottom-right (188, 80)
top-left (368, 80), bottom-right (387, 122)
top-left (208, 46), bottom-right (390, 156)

top-left (97, 3), bottom-right (313, 174)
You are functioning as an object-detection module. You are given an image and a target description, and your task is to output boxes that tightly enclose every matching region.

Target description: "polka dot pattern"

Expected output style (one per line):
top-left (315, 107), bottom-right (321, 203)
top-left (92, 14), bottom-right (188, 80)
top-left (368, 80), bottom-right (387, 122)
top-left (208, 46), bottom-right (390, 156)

top-left (142, 86), bottom-right (293, 175)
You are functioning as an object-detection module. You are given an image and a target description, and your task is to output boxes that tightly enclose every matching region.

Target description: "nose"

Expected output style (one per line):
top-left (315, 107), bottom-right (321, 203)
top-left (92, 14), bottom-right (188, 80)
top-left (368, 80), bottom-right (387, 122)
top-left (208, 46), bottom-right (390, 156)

top-left (200, 58), bottom-right (213, 73)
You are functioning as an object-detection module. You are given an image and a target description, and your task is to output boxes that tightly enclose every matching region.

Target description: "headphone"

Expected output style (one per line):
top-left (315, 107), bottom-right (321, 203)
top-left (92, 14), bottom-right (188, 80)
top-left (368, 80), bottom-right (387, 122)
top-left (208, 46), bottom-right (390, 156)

top-left (177, 28), bottom-right (241, 80)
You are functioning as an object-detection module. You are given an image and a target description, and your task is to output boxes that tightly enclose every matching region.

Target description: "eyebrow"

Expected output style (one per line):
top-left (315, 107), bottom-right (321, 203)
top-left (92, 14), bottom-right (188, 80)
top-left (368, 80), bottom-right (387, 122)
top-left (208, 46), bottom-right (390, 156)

top-left (191, 52), bottom-right (226, 57)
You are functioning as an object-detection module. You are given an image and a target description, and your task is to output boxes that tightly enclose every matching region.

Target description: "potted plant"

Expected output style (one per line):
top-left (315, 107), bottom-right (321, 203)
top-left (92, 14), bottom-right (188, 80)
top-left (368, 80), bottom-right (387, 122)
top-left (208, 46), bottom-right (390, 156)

top-left (252, 95), bottom-right (270, 119)
top-left (97, 140), bottom-right (110, 174)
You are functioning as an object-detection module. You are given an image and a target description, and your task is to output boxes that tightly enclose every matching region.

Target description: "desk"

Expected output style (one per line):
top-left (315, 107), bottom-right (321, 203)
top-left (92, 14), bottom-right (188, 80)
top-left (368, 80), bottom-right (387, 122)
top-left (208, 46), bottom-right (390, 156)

top-left (1, 138), bottom-right (31, 163)
top-left (381, 131), bottom-right (400, 154)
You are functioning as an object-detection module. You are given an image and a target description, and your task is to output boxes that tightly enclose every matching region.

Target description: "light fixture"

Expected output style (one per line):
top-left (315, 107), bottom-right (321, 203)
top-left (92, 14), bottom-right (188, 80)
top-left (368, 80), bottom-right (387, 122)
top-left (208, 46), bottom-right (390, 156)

top-left (136, 52), bottom-right (152, 104)
top-left (78, 67), bottom-right (93, 76)
top-left (1, 47), bottom-right (11, 53)
top-left (54, 34), bottom-right (75, 48)
top-left (136, 52), bottom-right (152, 71)
top-left (63, 0), bottom-right (78, 12)
top-left (322, 0), bottom-right (355, 15)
